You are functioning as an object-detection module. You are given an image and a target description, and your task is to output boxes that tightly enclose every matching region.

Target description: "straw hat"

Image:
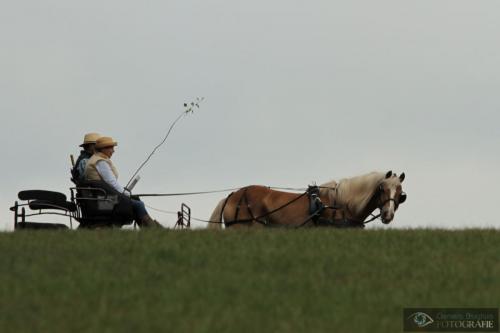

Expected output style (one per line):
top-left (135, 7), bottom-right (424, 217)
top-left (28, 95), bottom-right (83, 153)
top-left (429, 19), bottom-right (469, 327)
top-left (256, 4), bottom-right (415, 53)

top-left (95, 136), bottom-right (118, 149)
top-left (80, 133), bottom-right (101, 147)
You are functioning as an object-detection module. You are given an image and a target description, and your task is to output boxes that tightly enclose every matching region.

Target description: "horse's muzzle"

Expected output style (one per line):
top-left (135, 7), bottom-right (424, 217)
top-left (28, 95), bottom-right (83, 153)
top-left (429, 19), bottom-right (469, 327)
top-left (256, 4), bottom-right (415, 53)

top-left (382, 212), bottom-right (394, 224)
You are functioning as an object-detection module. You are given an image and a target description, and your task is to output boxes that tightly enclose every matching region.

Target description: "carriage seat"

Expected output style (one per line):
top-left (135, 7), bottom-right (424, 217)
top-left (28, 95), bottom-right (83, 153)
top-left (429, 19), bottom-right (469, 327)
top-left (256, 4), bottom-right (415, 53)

top-left (10, 190), bottom-right (75, 230)
top-left (73, 180), bottom-right (134, 228)
top-left (18, 190), bottom-right (77, 212)
top-left (28, 200), bottom-right (76, 212)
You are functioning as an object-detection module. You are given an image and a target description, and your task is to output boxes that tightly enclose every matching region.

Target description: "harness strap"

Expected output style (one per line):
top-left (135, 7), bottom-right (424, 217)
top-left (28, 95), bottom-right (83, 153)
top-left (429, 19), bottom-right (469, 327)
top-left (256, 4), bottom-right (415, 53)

top-left (233, 188), bottom-right (247, 222)
top-left (307, 185), bottom-right (326, 225)
top-left (224, 190), bottom-right (309, 227)
top-left (225, 188), bottom-right (268, 227)
top-left (243, 191), bottom-right (269, 225)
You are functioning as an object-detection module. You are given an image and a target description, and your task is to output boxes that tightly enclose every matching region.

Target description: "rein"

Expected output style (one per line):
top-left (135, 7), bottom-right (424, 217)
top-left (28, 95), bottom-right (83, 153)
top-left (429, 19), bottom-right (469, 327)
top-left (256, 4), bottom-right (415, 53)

top-left (225, 186), bottom-right (382, 229)
top-left (135, 187), bottom-right (242, 197)
top-left (144, 183), bottom-right (401, 228)
top-left (135, 186), bottom-right (307, 198)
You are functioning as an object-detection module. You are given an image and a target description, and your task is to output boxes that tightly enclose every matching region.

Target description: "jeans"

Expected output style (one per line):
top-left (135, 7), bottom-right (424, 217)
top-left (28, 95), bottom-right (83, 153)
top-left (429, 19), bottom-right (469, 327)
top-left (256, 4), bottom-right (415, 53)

top-left (130, 199), bottom-right (148, 219)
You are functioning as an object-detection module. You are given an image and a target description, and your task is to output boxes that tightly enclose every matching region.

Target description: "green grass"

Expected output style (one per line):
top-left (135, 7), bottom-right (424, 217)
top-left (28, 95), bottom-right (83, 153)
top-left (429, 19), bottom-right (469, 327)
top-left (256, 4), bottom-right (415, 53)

top-left (0, 229), bottom-right (499, 333)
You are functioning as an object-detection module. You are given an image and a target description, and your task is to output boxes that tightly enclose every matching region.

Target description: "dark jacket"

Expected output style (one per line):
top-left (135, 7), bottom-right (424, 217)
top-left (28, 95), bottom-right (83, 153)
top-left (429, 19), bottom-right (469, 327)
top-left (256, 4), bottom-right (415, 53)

top-left (71, 150), bottom-right (93, 184)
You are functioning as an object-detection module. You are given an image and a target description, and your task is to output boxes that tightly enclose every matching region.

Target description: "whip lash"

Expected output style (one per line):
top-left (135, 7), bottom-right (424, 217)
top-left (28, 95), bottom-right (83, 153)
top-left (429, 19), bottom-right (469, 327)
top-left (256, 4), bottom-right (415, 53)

top-left (125, 97), bottom-right (204, 189)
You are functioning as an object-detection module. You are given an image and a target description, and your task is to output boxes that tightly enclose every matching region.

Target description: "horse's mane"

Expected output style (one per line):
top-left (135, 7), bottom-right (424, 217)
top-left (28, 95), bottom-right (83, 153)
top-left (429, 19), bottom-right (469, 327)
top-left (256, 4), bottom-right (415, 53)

top-left (320, 172), bottom-right (386, 216)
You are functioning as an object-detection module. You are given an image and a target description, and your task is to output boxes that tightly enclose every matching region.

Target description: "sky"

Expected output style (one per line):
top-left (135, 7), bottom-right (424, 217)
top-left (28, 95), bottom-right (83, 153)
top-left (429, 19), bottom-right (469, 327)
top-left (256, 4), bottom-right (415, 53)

top-left (1, 0), bottom-right (499, 230)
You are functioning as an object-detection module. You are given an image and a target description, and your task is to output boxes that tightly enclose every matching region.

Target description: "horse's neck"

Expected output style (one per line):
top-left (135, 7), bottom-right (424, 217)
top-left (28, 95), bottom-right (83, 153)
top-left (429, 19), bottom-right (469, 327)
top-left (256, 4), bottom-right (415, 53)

top-left (355, 192), bottom-right (380, 222)
top-left (319, 187), bottom-right (377, 222)
top-left (335, 173), bottom-right (384, 221)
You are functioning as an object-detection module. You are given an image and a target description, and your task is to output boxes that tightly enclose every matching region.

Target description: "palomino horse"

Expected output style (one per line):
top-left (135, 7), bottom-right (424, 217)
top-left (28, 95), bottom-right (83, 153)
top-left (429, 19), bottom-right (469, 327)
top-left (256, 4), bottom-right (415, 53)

top-left (208, 171), bottom-right (407, 228)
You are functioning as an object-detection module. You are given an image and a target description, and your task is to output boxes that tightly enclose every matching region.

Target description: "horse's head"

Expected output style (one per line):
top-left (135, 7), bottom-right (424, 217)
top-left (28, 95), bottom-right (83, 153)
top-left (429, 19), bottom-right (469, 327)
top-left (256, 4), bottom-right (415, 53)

top-left (377, 171), bottom-right (407, 224)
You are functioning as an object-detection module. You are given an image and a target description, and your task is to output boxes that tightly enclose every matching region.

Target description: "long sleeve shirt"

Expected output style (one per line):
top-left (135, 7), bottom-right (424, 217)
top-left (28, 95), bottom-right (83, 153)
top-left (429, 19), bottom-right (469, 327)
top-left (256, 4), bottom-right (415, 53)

top-left (95, 160), bottom-right (128, 195)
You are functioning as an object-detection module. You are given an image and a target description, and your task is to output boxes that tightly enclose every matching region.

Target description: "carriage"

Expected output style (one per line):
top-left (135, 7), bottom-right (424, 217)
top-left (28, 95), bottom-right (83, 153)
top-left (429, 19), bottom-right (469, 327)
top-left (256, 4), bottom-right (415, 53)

top-left (10, 170), bottom-right (406, 230)
top-left (9, 181), bottom-right (191, 230)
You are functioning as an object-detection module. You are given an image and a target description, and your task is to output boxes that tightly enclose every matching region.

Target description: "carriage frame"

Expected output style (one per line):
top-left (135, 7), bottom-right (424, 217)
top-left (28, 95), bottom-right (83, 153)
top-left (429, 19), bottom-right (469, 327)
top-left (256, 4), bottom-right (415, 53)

top-left (10, 182), bottom-right (191, 230)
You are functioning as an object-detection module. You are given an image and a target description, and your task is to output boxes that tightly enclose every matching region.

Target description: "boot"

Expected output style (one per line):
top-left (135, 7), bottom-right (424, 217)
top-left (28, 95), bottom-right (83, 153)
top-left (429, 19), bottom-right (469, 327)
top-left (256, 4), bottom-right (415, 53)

top-left (139, 214), bottom-right (163, 228)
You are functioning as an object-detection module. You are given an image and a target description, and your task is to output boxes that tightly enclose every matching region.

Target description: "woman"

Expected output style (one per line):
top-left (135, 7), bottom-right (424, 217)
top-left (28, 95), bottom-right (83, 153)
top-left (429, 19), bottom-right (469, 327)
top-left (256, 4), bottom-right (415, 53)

top-left (71, 132), bottom-right (100, 184)
top-left (84, 136), bottom-right (162, 228)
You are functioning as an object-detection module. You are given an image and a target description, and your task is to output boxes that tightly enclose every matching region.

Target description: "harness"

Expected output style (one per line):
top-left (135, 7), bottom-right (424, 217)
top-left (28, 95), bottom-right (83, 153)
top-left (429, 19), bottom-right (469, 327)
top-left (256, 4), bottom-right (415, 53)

top-left (223, 185), bottom-right (368, 229)
top-left (224, 188), bottom-right (310, 228)
top-left (305, 185), bottom-right (366, 228)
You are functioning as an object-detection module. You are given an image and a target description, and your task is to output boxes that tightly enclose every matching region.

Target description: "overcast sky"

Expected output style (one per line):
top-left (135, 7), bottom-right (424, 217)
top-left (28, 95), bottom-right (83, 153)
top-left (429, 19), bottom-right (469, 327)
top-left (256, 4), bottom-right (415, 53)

top-left (1, 0), bottom-right (499, 230)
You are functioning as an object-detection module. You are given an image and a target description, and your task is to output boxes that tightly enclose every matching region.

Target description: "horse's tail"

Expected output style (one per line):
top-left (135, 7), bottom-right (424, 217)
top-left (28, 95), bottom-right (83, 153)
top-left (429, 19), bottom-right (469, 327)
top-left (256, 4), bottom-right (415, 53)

top-left (207, 198), bottom-right (226, 229)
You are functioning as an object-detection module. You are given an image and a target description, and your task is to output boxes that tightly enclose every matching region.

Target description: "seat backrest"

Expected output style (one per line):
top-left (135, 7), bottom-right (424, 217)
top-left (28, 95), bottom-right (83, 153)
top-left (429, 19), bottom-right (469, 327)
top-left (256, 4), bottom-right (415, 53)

top-left (75, 180), bottom-right (118, 213)
top-left (18, 190), bottom-right (67, 203)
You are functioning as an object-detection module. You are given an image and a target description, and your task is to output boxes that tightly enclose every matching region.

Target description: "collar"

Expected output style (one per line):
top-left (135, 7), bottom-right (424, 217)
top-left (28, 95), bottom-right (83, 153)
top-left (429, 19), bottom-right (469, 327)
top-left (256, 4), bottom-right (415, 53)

top-left (95, 152), bottom-right (110, 160)
top-left (80, 150), bottom-right (93, 158)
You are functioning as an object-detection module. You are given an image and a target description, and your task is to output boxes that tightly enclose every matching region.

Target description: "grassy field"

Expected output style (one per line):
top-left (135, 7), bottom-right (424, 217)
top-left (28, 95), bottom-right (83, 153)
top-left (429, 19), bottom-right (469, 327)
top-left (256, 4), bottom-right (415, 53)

top-left (0, 229), bottom-right (498, 333)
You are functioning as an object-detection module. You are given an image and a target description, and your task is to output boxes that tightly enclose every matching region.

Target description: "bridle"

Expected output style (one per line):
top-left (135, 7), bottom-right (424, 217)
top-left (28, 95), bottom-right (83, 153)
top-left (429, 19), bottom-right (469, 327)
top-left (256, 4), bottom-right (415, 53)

top-left (332, 183), bottom-right (407, 225)
top-left (374, 184), bottom-right (407, 223)
top-left (317, 183), bottom-right (406, 226)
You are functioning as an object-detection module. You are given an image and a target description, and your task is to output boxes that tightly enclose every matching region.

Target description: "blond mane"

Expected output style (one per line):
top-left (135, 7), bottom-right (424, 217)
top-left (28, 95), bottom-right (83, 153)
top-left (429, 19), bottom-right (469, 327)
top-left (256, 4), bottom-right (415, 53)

top-left (320, 172), bottom-right (386, 216)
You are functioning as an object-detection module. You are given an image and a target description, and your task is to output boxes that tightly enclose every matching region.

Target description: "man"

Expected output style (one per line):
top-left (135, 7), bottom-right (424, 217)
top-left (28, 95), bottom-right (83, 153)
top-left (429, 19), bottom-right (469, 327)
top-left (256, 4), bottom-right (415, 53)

top-left (84, 136), bottom-right (162, 228)
top-left (71, 133), bottom-right (100, 184)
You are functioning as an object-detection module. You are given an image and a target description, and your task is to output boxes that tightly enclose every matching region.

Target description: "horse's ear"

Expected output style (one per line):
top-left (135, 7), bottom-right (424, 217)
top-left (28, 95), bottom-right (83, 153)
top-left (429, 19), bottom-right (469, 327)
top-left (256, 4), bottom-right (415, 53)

top-left (385, 170), bottom-right (393, 179)
top-left (399, 172), bottom-right (405, 182)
